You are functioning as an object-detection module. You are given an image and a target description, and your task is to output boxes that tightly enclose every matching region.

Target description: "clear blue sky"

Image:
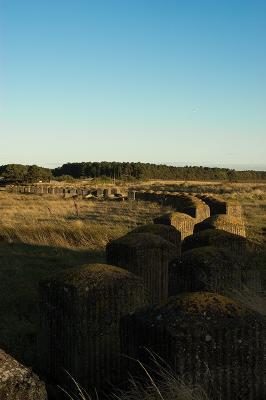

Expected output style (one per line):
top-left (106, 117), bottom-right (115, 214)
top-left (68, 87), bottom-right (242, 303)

top-left (1, 0), bottom-right (266, 169)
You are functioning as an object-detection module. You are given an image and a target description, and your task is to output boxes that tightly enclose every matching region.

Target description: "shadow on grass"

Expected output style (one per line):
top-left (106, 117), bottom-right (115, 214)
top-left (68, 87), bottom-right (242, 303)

top-left (0, 241), bottom-right (105, 371)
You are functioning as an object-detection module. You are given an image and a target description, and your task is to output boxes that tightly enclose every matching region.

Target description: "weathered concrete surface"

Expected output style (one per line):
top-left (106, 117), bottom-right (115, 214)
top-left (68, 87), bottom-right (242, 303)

top-left (121, 292), bottom-right (266, 400)
top-left (0, 349), bottom-right (47, 400)
top-left (39, 263), bottom-right (147, 391)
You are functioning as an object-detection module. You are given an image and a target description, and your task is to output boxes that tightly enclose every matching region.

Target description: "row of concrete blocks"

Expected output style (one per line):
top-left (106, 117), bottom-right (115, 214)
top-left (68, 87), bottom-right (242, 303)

top-left (195, 193), bottom-right (243, 219)
top-left (7, 186), bottom-right (120, 197)
top-left (128, 190), bottom-right (245, 238)
top-left (38, 215), bottom-right (264, 399)
top-left (128, 190), bottom-right (243, 221)
top-left (128, 190), bottom-right (210, 222)
top-left (151, 211), bottom-right (246, 242)
top-left (107, 215), bottom-right (251, 303)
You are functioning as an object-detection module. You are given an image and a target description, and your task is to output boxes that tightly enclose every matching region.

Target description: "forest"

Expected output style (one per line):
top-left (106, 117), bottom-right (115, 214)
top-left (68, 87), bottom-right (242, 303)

top-left (53, 162), bottom-right (266, 181)
top-left (1, 162), bottom-right (266, 183)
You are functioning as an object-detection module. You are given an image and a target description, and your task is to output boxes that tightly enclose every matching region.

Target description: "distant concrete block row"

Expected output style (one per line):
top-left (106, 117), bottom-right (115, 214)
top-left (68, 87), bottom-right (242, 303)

top-left (7, 186), bottom-right (242, 231)
top-left (130, 190), bottom-right (210, 222)
top-left (6, 185), bottom-right (121, 198)
top-left (128, 190), bottom-right (245, 238)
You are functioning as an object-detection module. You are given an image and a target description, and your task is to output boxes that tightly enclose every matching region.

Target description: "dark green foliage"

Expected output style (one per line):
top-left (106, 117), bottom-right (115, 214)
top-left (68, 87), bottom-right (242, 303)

top-left (53, 162), bottom-right (266, 181)
top-left (2, 162), bottom-right (266, 182)
top-left (0, 164), bottom-right (28, 182)
top-left (53, 174), bottom-right (76, 182)
top-left (26, 165), bottom-right (52, 183)
top-left (0, 164), bottom-right (52, 183)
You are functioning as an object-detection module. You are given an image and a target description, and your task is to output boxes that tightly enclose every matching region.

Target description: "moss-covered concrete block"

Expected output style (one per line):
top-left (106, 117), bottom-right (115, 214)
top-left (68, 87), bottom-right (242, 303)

top-left (154, 212), bottom-right (195, 240)
top-left (182, 229), bottom-right (247, 255)
top-left (194, 214), bottom-right (246, 237)
top-left (169, 246), bottom-right (262, 295)
top-left (39, 263), bottom-right (147, 391)
top-left (121, 292), bottom-right (266, 400)
top-left (106, 233), bottom-right (177, 303)
top-left (128, 224), bottom-right (181, 256)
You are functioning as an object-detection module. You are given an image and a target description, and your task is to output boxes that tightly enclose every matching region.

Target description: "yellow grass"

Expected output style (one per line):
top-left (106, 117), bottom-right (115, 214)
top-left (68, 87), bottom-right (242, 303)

top-left (0, 185), bottom-right (264, 383)
top-left (0, 192), bottom-right (171, 249)
top-left (0, 191), bottom-right (172, 370)
top-left (2, 180), bottom-right (265, 247)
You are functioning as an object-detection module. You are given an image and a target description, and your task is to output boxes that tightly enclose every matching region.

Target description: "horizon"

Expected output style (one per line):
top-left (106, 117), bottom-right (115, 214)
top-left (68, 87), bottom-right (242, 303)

top-left (1, 1), bottom-right (266, 166)
top-left (1, 159), bottom-right (266, 172)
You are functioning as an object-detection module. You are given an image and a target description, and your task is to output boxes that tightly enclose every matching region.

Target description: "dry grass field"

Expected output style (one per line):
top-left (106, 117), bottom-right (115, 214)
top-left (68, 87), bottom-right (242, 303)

top-left (0, 191), bottom-right (173, 248)
top-left (0, 190), bottom-right (171, 369)
top-left (0, 181), bottom-right (265, 380)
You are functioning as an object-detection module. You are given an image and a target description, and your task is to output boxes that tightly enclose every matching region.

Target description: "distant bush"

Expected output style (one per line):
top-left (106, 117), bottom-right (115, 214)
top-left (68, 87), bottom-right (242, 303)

top-left (54, 175), bottom-right (76, 182)
top-left (0, 164), bottom-right (52, 183)
top-left (92, 175), bottom-right (114, 184)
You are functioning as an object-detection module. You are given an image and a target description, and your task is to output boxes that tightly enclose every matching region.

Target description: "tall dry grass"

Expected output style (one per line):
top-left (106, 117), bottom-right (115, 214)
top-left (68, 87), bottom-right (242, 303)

top-left (0, 191), bottom-right (173, 370)
top-left (1, 182), bottom-right (265, 247)
top-left (0, 192), bottom-right (171, 249)
top-left (60, 358), bottom-right (208, 400)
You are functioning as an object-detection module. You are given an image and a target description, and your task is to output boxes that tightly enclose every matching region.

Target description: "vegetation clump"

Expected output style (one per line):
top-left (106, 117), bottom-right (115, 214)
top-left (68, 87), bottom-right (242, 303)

top-left (0, 164), bottom-right (52, 183)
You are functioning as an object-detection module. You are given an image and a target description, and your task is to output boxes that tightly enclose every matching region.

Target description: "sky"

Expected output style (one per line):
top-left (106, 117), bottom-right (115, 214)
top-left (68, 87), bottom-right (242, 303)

top-left (0, 0), bottom-right (266, 169)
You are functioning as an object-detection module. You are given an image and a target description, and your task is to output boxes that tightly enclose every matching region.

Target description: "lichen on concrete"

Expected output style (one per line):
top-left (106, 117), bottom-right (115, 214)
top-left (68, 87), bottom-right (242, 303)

top-left (0, 349), bottom-right (47, 400)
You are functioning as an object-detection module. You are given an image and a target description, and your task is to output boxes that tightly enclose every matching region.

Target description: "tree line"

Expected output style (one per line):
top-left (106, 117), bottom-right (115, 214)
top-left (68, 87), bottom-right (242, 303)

top-left (1, 162), bottom-right (266, 183)
top-left (53, 162), bottom-right (266, 181)
top-left (0, 164), bottom-right (52, 183)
